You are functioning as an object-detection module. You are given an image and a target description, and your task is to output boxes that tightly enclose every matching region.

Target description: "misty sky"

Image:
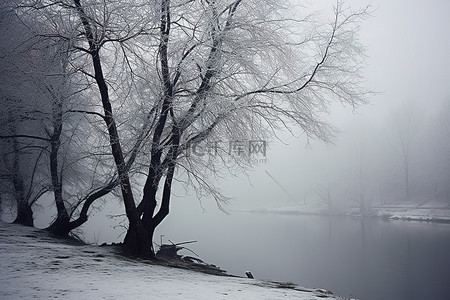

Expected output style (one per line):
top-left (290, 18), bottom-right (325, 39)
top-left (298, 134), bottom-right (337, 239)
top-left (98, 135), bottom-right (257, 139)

top-left (169, 0), bottom-right (450, 212)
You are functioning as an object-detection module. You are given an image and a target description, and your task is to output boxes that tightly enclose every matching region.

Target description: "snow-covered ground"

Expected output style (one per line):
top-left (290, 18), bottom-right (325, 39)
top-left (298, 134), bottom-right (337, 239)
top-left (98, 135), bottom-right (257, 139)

top-left (249, 201), bottom-right (450, 223)
top-left (362, 204), bottom-right (450, 222)
top-left (0, 221), bottom-right (345, 299)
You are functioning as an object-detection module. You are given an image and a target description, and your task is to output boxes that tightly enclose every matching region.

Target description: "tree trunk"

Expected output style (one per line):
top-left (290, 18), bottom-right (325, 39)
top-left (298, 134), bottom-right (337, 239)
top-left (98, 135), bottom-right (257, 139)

top-left (141, 127), bottom-right (180, 256)
top-left (47, 117), bottom-right (70, 235)
top-left (123, 220), bottom-right (153, 258)
top-left (12, 166), bottom-right (33, 226)
top-left (13, 199), bottom-right (33, 227)
top-left (132, 0), bottom-right (175, 257)
top-left (12, 137), bottom-right (33, 227)
top-left (402, 145), bottom-right (410, 202)
top-left (74, 0), bottom-right (151, 257)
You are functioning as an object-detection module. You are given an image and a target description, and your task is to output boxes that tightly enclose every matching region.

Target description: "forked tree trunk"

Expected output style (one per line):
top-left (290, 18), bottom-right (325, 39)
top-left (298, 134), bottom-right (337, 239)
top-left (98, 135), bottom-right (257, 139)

top-left (46, 117), bottom-right (70, 235)
top-left (140, 127), bottom-right (180, 257)
top-left (48, 180), bottom-right (118, 236)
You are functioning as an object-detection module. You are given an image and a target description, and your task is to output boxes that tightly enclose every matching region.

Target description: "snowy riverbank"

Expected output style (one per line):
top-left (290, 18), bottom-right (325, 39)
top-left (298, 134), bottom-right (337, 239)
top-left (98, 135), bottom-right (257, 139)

top-left (244, 201), bottom-right (450, 223)
top-left (0, 222), bottom-right (346, 299)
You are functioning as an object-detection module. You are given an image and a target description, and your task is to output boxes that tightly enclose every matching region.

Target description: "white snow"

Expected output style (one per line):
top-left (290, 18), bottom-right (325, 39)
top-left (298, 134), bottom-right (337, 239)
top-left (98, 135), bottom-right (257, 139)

top-left (252, 202), bottom-right (450, 223)
top-left (0, 222), bottom-right (344, 299)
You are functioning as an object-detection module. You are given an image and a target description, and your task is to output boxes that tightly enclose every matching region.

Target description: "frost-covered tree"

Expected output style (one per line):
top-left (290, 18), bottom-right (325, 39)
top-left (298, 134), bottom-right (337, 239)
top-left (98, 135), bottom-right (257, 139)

top-left (1, 1), bottom-right (117, 232)
top-left (16, 0), bottom-right (370, 257)
top-left (0, 3), bottom-right (51, 226)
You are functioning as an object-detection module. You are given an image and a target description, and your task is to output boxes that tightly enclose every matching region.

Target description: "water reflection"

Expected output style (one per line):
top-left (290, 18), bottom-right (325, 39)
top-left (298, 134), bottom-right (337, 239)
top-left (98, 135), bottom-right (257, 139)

top-left (154, 211), bottom-right (450, 300)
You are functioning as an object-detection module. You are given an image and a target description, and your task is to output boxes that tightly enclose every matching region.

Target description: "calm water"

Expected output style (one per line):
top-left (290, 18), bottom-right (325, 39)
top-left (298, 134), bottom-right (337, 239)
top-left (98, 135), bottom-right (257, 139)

top-left (27, 192), bottom-right (450, 299)
top-left (153, 210), bottom-right (450, 300)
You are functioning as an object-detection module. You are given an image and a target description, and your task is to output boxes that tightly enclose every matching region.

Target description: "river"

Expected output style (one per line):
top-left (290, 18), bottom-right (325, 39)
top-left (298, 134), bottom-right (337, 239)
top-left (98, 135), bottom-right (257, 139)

top-left (74, 199), bottom-right (450, 300)
top-left (152, 209), bottom-right (450, 300)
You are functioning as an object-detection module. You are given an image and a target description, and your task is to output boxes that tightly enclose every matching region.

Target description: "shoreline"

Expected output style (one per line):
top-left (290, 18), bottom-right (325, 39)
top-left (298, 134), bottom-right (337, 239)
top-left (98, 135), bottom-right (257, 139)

top-left (235, 206), bottom-right (450, 224)
top-left (0, 221), bottom-right (346, 299)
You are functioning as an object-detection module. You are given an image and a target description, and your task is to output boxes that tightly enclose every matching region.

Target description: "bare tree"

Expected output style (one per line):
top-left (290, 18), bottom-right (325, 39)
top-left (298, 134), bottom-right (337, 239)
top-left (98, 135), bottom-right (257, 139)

top-left (0, 3), bottom-right (52, 226)
top-left (313, 182), bottom-right (333, 211)
top-left (391, 100), bottom-right (423, 202)
top-left (132, 0), bottom-right (370, 256)
top-left (17, 0), bottom-right (370, 257)
top-left (353, 141), bottom-right (371, 215)
top-left (1, 1), bottom-right (118, 232)
top-left (426, 97), bottom-right (450, 205)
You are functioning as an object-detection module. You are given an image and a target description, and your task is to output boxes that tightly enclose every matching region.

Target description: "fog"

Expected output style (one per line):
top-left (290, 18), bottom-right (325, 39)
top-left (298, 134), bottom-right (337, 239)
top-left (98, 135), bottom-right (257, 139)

top-left (3, 0), bottom-right (450, 299)
top-left (154, 2), bottom-right (450, 299)
top-left (209, 0), bottom-right (450, 212)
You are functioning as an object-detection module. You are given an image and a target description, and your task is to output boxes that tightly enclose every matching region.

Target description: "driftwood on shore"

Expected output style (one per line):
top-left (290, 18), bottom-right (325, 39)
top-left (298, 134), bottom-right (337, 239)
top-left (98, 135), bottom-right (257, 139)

top-left (156, 240), bottom-right (197, 257)
top-left (156, 240), bottom-right (227, 276)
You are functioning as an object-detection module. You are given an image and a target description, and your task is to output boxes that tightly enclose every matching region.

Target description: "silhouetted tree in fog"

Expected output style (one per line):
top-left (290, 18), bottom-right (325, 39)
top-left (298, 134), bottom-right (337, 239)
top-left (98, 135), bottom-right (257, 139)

top-left (391, 101), bottom-right (423, 202)
top-left (427, 97), bottom-right (450, 205)
top-left (0, 4), bottom-right (51, 225)
top-left (1, 1), bottom-right (118, 232)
